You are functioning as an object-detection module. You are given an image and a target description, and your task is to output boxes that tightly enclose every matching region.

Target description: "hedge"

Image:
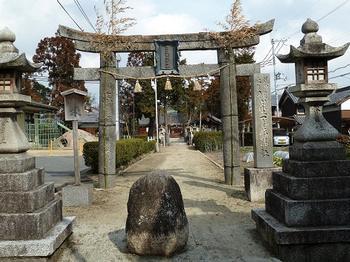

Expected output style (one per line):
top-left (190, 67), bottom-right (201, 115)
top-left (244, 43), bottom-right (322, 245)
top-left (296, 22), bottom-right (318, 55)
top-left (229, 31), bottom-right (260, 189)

top-left (83, 138), bottom-right (156, 173)
top-left (337, 134), bottom-right (350, 159)
top-left (193, 131), bottom-right (223, 152)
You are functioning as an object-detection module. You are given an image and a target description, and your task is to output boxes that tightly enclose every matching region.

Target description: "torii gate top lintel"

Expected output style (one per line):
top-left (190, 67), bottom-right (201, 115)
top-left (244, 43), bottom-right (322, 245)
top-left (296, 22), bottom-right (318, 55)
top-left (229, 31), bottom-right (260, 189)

top-left (58, 19), bottom-right (274, 53)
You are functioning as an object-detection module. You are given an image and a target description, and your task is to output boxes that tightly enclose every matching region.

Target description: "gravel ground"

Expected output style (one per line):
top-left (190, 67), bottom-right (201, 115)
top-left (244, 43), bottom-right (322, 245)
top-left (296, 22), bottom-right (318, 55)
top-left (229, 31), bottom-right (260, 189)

top-left (57, 144), bottom-right (279, 262)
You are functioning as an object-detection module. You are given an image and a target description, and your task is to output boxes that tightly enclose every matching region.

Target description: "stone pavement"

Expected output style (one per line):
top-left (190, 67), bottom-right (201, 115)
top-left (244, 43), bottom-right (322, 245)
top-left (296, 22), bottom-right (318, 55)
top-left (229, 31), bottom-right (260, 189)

top-left (58, 143), bottom-right (280, 261)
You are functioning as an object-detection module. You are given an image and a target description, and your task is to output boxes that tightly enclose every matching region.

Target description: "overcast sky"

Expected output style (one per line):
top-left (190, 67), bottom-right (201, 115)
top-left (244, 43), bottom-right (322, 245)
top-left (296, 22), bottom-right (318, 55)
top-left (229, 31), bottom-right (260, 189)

top-left (1, 0), bottom-right (349, 101)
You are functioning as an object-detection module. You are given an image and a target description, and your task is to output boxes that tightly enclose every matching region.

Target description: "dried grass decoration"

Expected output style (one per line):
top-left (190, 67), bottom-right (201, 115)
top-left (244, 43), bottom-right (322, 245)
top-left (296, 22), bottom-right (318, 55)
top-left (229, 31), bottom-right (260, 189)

top-left (91, 0), bottom-right (136, 52)
top-left (210, 0), bottom-right (257, 49)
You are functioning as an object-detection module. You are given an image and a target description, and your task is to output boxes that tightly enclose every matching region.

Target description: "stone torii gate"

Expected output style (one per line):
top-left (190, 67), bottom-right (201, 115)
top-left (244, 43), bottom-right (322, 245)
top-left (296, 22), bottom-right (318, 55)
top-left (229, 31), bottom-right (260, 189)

top-left (58, 20), bottom-right (274, 187)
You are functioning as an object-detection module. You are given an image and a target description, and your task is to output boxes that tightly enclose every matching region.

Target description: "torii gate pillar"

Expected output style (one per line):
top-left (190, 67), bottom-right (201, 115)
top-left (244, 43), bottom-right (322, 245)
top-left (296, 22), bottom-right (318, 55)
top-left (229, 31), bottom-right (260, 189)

top-left (99, 52), bottom-right (117, 188)
top-left (218, 48), bottom-right (240, 185)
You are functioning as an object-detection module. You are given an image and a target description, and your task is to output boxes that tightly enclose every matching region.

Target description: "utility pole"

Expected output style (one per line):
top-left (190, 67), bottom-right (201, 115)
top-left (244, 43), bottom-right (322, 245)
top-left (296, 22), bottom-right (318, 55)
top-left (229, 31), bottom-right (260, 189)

top-left (271, 38), bottom-right (279, 117)
top-left (152, 79), bottom-right (160, 152)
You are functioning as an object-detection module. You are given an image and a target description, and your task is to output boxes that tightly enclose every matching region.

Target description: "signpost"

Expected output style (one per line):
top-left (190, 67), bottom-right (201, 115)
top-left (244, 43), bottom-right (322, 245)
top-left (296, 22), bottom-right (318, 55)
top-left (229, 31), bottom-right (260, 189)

top-left (61, 88), bottom-right (87, 185)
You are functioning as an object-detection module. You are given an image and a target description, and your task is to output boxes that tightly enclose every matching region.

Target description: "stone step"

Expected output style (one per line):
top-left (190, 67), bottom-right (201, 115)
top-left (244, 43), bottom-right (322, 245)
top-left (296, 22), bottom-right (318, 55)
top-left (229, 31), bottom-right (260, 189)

top-left (252, 208), bottom-right (350, 262)
top-left (0, 198), bottom-right (62, 240)
top-left (284, 159), bottom-right (350, 178)
top-left (265, 190), bottom-right (350, 227)
top-left (289, 141), bottom-right (346, 162)
top-left (0, 216), bottom-right (75, 258)
top-left (0, 168), bottom-right (44, 192)
top-left (0, 183), bottom-right (55, 213)
top-left (273, 172), bottom-right (350, 200)
top-left (0, 153), bottom-right (35, 173)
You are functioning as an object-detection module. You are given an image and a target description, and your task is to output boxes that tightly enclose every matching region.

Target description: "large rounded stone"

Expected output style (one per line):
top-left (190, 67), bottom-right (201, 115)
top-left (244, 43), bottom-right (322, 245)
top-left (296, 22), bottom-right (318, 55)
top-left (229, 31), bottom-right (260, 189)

top-left (126, 173), bottom-right (189, 256)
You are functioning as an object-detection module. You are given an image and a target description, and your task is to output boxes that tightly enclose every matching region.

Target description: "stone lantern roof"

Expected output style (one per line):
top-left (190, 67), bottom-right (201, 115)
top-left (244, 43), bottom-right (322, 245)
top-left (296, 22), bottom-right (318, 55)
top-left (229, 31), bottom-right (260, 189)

top-left (0, 27), bottom-right (41, 72)
top-left (277, 18), bottom-right (350, 63)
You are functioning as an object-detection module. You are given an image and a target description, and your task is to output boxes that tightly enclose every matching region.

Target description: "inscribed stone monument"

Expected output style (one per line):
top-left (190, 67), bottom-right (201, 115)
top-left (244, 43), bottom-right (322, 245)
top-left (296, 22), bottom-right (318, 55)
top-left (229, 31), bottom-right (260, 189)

top-left (252, 73), bottom-right (273, 168)
top-left (244, 73), bottom-right (280, 202)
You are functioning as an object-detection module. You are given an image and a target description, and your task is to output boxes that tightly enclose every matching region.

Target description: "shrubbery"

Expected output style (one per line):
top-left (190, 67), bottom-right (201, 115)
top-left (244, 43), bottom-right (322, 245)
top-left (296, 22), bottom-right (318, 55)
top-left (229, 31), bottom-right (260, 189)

top-left (193, 131), bottom-right (223, 152)
top-left (273, 156), bottom-right (283, 167)
top-left (337, 134), bottom-right (350, 159)
top-left (83, 138), bottom-right (156, 173)
top-left (132, 135), bottom-right (148, 141)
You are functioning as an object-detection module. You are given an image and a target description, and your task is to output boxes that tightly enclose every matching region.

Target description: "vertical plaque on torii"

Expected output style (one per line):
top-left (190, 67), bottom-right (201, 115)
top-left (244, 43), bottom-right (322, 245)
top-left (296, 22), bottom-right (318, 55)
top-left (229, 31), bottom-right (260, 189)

top-left (155, 40), bottom-right (179, 76)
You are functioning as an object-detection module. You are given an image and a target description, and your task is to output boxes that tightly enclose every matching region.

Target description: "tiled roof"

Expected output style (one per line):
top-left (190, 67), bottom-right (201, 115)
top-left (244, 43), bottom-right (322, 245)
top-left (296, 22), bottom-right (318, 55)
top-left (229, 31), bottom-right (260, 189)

top-left (281, 85), bottom-right (350, 107)
top-left (293, 114), bottom-right (306, 125)
top-left (325, 86), bottom-right (350, 106)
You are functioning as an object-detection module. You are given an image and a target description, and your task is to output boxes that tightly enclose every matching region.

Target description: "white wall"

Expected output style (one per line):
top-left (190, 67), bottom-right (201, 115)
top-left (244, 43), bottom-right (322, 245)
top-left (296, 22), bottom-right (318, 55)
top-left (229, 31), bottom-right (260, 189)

top-left (341, 99), bottom-right (350, 110)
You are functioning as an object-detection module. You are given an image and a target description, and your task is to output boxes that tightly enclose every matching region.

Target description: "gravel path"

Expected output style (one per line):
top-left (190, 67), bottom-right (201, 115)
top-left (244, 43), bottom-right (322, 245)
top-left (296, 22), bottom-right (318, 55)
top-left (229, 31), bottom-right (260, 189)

top-left (58, 143), bottom-right (279, 261)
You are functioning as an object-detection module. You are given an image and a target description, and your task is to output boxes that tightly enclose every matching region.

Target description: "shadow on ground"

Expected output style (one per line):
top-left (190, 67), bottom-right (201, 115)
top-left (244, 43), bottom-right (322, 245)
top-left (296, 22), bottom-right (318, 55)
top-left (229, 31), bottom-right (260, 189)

top-left (106, 198), bottom-right (274, 261)
top-left (183, 180), bottom-right (248, 201)
top-left (122, 168), bottom-right (247, 201)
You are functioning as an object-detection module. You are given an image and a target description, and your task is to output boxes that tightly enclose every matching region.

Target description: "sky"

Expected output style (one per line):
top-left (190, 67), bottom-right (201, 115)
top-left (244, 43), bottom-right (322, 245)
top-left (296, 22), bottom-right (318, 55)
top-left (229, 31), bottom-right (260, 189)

top-left (0, 0), bottom-right (350, 102)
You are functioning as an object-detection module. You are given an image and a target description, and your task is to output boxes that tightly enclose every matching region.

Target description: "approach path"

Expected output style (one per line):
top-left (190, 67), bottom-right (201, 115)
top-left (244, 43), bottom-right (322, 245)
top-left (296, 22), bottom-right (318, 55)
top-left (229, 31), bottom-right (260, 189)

top-left (59, 143), bottom-right (279, 261)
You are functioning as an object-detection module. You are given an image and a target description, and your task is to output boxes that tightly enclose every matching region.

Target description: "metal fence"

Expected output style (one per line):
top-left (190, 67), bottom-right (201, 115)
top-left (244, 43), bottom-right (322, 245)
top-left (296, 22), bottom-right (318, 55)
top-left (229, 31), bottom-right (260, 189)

top-left (25, 113), bottom-right (65, 149)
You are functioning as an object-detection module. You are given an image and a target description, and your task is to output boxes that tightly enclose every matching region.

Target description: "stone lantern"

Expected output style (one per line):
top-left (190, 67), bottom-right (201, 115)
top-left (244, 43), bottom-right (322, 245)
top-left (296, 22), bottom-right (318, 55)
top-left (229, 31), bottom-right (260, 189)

top-left (0, 27), bottom-right (74, 259)
top-left (277, 18), bottom-right (349, 151)
top-left (0, 27), bottom-right (41, 153)
top-left (252, 19), bottom-right (350, 262)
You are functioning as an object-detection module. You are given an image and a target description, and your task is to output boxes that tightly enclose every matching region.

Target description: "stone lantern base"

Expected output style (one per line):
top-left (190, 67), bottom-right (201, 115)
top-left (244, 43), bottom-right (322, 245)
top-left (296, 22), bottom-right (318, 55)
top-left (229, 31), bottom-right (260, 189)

top-left (0, 153), bottom-right (74, 260)
top-left (252, 209), bottom-right (350, 262)
top-left (252, 153), bottom-right (350, 262)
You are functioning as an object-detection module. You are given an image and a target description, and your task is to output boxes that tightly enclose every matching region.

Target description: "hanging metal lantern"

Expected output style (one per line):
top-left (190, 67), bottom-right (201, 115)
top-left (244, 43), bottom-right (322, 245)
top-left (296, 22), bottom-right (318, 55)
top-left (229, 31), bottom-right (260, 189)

top-left (134, 80), bottom-right (142, 93)
top-left (164, 77), bottom-right (172, 91)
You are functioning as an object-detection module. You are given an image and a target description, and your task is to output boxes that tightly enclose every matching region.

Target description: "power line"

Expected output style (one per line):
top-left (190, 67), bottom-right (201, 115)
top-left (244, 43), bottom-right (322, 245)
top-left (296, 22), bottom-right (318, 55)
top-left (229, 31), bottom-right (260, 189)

top-left (260, 46), bottom-right (273, 65)
top-left (329, 71), bottom-right (350, 80)
top-left (317, 0), bottom-right (350, 22)
top-left (260, 39), bottom-right (286, 67)
top-left (57, 0), bottom-right (84, 32)
top-left (260, 39), bottom-right (283, 65)
top-left (284, 0), bottom-right (350, 40)
top-left (73, 0), bottom-right (97, 32)
top-left (261, 1), bottom-right (350, 76)
top-left (329, 63), bottom-right (350, 73)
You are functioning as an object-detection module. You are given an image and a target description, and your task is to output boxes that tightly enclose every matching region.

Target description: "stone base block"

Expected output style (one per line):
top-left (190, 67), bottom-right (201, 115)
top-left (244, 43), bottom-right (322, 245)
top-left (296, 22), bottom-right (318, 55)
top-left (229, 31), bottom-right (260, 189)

top-left (252, 209), bottom-right (350, 262)
top-left (0, 154), bottom-right (35, 173)
top-left (0, 168), bottom-right (45, 192)
top-left (0, 216), bottom-right (75, 259)
top-left (273, 172), bottom-right (350, 200)
top-left (289, 141), bottom-right (345, 161)
top-left (62, 184), bottom-right (93, 207)
top-left (244, 167), bottom-right (281, 202)
top-left (284, 159), bottom-right (350, 178)
top-left (265, 190), bottom-right (350, 227)
top-left (0, 199), bottom-right (62, 240)
top-left (0, 183), bottom-right (54, 213)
